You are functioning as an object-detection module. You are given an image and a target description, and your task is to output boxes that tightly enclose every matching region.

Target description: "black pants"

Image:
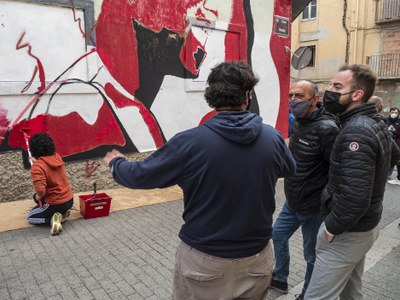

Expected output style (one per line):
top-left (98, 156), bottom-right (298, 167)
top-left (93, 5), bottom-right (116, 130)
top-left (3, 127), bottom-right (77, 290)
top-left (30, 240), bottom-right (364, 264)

top-left (27, 199), bottom-right (73, 225)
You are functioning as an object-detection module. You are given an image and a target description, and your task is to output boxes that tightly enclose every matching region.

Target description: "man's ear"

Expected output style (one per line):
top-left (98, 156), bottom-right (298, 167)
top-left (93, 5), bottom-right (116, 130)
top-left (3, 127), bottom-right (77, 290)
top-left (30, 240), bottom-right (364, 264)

top-left (311, 94), bottom-right (320, 107)
top-left (243, 98), bottom-right (250, 110)
top-left (353, 89), bottom-right (365, 102)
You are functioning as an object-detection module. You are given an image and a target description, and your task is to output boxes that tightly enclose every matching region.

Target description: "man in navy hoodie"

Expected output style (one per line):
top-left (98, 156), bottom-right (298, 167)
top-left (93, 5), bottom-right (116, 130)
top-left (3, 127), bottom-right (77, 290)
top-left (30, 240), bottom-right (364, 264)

top-left (104, 61), bottom-right (296, 300)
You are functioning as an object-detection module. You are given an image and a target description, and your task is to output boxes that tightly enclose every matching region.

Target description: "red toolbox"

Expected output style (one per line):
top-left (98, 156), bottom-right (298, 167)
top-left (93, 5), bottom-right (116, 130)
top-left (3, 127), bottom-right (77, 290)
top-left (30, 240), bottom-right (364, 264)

top-left (79, 192), bottom-right (112, 219)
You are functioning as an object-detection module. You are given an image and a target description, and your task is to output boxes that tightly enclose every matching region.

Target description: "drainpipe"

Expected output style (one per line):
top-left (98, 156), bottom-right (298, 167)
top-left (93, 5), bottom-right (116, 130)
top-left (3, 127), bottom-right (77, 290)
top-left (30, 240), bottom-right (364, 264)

top-left (353, 0), bottom-right (360, 63)
top-left (343, 0), bottom-right (350, 63)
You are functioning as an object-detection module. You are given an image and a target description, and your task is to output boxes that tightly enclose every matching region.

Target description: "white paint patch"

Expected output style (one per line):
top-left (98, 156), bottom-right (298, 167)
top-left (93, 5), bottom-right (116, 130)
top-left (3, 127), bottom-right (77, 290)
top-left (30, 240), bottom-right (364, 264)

top-left (251, 0), bottom-right (280, 127)
top-left (0, 1), bottom-right (87, 94)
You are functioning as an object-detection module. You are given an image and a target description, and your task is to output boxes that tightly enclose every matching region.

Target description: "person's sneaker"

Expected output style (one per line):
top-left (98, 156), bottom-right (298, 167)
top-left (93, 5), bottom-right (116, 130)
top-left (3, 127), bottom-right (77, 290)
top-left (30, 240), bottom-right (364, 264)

top-left (388, 178), bottom-right (400, 185)
top-left (270, 278), bottom-right (288, 294)
top-left (61, 210), bottom-right (71, 223)
top-left (294, 294), bottom-right (304, 300)
top-left (50, 212), bottom-right (63, 236)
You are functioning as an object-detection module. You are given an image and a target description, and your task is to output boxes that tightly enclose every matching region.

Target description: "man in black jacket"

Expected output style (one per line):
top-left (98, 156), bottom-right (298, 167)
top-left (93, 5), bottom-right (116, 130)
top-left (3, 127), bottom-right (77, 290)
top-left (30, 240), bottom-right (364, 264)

top-left (386, 107), bottom-right (400, 184)
top-left (305, 64), bottom-right (400, 300)
top-left (270, 80), bottom-right (339, 300)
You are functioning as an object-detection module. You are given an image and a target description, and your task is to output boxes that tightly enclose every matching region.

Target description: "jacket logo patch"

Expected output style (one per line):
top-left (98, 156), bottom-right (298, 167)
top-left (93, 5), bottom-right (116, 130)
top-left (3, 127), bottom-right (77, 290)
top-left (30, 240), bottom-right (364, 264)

top-left (298, 139), bottom-right (310, 146)
top-left (349, 142), bottom-right (359, 151)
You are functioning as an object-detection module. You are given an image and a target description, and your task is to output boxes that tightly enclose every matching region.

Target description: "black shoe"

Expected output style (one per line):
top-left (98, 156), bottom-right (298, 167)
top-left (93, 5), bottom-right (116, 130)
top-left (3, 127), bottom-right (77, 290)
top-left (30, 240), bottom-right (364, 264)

top-left (294, 294), bottom-right (304, 300)
top-left (270, 278), bottom-right (288, 294)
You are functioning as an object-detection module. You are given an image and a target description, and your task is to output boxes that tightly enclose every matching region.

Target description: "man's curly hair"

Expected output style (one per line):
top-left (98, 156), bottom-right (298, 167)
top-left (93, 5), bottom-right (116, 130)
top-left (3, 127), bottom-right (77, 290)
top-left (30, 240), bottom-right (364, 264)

top-left (30, 133), bottom-right (55, 158)
top-left (204, 61), bottom-right (259, 109)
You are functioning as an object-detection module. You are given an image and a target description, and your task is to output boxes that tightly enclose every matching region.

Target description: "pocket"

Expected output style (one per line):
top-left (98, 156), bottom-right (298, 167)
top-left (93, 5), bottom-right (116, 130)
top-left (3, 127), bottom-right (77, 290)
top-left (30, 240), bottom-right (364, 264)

top-left (321, 187), bottom-right (333, 213)
top-left (181, 265), bottom-right (222, 282)
top-left (247, 245), bottom-right (274, 277)
top-left (247, 258), bottom-right (274, 277)
top-left (180, 249), bottom-right (223, 282)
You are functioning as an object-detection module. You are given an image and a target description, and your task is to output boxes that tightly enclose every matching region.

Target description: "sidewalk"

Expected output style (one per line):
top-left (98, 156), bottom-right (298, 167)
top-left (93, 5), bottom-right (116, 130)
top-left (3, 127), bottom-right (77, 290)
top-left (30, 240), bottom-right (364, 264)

top-left (0, 181), bottom-right (399, 299)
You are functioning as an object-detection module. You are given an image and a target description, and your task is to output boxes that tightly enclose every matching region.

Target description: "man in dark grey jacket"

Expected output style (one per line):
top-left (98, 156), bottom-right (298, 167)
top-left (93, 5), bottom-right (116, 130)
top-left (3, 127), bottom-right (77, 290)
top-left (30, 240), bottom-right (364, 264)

top-left (103, 61), bottom-right (296, 300)
top-left (270, 80), bottom-right (339, 300)
top-left (305, 64), bottom-right (400, 300)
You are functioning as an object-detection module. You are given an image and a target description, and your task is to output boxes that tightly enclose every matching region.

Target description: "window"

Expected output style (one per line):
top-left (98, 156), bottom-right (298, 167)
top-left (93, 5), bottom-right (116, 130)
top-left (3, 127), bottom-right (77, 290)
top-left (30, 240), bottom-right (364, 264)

top-left (306, 45), bottom-right (316, 67)
top-left (302, 0), bottom-right (317, 20)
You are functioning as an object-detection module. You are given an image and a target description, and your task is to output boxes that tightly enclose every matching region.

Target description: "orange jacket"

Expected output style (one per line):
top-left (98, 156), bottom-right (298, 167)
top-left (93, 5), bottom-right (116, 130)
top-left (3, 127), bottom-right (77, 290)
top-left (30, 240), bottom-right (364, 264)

top-left (31, 153), bottom-right (73, 205)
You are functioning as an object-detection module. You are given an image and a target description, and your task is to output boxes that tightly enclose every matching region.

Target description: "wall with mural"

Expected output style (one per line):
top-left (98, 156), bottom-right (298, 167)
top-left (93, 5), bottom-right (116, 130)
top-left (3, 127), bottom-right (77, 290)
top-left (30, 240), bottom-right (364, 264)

top-left (0, 0), bottom-right (291, 200)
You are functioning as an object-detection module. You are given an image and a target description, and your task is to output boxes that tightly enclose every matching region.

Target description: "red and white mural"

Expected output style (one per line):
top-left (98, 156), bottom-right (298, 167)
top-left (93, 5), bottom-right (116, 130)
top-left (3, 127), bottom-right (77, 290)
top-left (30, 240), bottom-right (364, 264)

top-left (0, 0), bottom-right (291, 164)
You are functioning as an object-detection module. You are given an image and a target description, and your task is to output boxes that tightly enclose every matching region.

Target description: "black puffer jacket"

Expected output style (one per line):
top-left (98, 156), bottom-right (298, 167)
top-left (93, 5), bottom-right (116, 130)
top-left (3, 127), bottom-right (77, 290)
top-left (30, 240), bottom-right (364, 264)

top-left (285, 106), bottom-right (339, 213)
top-left (322, 103), bottom-right (400, 234)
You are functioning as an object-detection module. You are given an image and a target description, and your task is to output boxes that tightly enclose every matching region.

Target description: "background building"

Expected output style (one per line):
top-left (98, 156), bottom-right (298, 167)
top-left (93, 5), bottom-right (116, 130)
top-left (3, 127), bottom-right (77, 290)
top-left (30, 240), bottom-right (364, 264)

top-left (291, 0), bottom-right (400, 112)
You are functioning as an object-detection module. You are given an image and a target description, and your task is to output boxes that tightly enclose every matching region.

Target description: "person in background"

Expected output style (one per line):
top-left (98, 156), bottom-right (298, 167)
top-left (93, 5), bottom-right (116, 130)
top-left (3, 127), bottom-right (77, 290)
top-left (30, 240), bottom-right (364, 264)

top-left (27, 133), bottom-right (74, 235)
top-left (386, 107), bottom-right (400, 185)
top-left (270, 80), bottom-right (339, 300)
top-left (104, 61), bottom-right (296, 300)
top-left (367, 95), bottom-right (383, 113)
top-left (305, 64), bottom-right (400, 299)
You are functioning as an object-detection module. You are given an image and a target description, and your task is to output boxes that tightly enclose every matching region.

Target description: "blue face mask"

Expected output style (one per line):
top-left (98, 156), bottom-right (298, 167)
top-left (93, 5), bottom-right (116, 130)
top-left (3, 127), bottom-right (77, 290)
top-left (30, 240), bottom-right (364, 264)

top-left (289, 98), bottom-right (313, 118)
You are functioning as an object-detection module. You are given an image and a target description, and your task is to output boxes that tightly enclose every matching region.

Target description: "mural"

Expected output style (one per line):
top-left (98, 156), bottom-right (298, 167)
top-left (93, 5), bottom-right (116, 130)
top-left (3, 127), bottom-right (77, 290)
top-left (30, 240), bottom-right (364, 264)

top-left (0, 0), bottom-right (291, 165)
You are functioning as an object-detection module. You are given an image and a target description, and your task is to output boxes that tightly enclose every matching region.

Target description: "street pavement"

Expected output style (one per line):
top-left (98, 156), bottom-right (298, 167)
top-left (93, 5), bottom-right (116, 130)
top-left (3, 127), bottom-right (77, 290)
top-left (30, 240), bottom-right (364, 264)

top-left (0, 180), bottom-right (399, 300)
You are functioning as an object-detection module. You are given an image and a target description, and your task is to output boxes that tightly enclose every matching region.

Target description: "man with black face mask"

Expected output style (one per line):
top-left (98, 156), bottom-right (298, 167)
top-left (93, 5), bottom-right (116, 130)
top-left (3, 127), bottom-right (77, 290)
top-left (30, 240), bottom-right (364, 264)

top-left (270, 80), bottom-right (339, 300)
top-left (305, 65), bottom-right (400, 300)
top-left (385, 107), bottom-right (400, 184)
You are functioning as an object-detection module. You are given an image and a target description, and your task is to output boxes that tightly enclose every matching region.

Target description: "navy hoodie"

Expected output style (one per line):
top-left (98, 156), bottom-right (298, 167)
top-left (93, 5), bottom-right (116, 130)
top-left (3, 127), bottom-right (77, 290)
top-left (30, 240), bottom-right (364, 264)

top-left (110, 111), bottom-right (296, 258)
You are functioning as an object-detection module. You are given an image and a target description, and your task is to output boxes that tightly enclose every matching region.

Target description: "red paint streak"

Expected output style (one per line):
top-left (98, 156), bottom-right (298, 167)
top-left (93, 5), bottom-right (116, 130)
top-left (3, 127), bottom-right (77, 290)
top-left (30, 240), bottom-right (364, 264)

top-left (47, 103), bottom-right (125, 157)
top-left (105, 83), bottom-right (164, 148)
top-left (225, 0), bottom-right (247, 62)
top-left (96, 0), bottom-right (139, 95)
top-left (96, 0), bottom-right (206, 96)
top-left (12, 49), bottom-right (96, 127)
top-left (202, 0), bottom-right (218, 18)
top-left (69, 0), bottom-right (95, 45)
top-left (195, 8), bottom-right (208, 22)
top-left (9, 101), bottom-right (125, 157)
top-left (16, 32), bottom-right (46, 93)
top-left (9, 115), bottom-right (47, 150)
top-left (21, 67), bottom-right (38, 93)
top-left (180, 29), bottom-right (206, 76)
top-left (270, 0), bottom-right (291, 137)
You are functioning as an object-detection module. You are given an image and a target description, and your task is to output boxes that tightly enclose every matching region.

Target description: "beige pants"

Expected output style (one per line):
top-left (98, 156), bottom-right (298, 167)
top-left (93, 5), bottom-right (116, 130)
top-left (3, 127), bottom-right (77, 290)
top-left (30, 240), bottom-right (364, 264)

top-left (173, 241), bottom-right (274, 300)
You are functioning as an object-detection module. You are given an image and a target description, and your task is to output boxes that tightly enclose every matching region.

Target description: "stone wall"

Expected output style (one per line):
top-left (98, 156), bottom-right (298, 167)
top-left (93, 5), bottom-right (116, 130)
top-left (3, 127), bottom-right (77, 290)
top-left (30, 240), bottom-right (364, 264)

top-left (0, 151), bottom-right (151, 203)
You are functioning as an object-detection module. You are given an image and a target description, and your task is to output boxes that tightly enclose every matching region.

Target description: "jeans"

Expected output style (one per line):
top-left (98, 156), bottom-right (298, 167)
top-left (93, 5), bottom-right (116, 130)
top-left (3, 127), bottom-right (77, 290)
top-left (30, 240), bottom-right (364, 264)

top-left (272, 201), bottom-right (322, 296)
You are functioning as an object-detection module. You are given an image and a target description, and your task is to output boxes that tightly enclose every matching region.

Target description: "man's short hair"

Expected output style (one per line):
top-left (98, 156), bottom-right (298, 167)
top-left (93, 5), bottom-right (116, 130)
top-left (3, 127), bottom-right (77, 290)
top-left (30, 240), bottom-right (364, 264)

top-left (295, 80), bottom-right (318, 97)
top-left (338, 64), bottom-right (377, 103)
top-left (205, 61), bottom-right (259, 109)
top-left (368, 95), bottom-right (383, 105)
top-left (389, 107), bottom-right (399, 113)
top-left (30, 133), bottom-right (55, 158)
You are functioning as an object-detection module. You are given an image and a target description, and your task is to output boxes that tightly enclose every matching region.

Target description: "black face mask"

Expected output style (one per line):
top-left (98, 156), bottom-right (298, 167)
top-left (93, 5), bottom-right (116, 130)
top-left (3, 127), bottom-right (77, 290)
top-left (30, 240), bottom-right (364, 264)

top-left (323, 90), bottom-right (353, 115)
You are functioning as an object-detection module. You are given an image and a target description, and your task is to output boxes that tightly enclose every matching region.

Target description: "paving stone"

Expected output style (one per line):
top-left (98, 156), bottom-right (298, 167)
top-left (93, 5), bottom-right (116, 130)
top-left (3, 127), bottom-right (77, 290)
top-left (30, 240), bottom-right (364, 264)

top-left (0, 181), bottom-right (399, 300)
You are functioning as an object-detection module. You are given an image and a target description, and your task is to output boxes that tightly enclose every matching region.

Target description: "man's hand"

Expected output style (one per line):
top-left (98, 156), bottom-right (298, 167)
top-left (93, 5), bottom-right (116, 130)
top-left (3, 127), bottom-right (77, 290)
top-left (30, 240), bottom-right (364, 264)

top-left (103, 149), bottom-right (126, 165)
top-left (324, 227), bottom-right (335, 243)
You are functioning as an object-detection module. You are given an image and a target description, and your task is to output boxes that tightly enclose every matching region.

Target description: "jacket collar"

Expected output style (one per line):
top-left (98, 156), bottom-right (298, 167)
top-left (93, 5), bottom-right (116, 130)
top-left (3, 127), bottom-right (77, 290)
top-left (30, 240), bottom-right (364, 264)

top-left (338, 103), bottom-right (377, 125)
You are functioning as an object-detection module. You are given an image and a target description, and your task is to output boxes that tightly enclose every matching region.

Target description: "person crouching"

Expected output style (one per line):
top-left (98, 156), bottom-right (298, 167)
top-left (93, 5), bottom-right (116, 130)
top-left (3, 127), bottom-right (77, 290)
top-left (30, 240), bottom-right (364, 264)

top-left (26, 133), bottom-right (73, 235)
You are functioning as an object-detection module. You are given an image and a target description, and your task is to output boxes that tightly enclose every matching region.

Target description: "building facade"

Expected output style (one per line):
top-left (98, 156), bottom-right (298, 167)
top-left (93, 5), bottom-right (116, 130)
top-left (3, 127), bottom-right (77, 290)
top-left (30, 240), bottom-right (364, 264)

top-left (291, 0), bottom-right (400, 112)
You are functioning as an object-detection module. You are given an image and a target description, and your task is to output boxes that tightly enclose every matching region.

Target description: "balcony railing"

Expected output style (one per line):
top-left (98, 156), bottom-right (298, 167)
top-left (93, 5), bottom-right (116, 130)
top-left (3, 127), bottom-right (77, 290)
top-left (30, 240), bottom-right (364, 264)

top-left (375, 0), bottom-right (400, 23)
top-left (367, 54), bottom-right (400, 79)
